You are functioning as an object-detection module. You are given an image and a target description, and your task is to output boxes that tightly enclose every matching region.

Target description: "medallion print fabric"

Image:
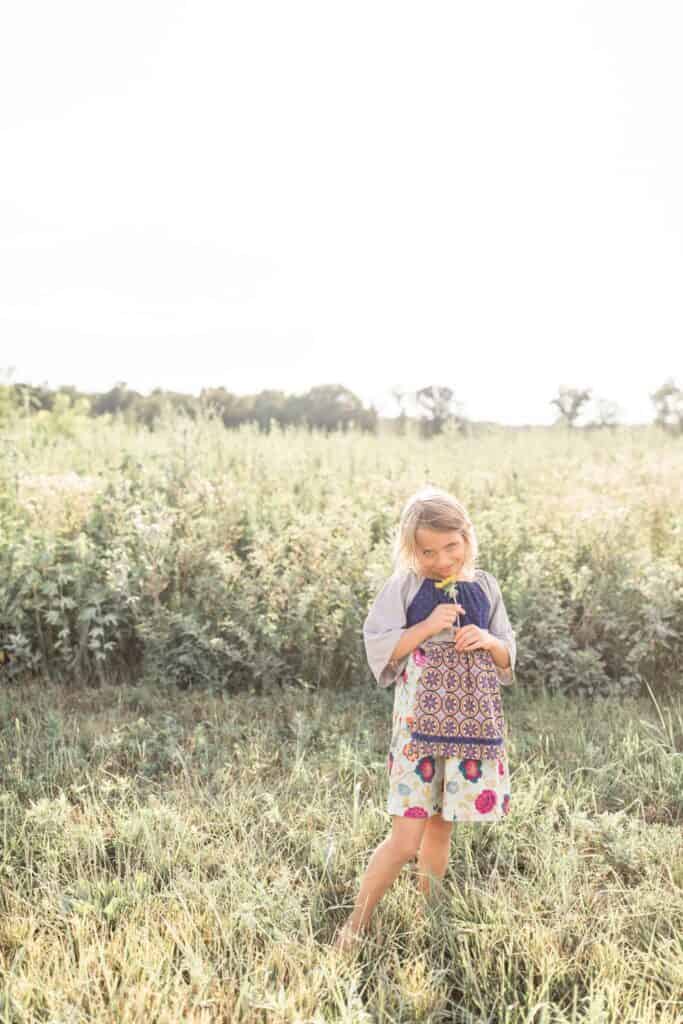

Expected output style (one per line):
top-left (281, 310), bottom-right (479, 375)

top-left (362, 568), bottom-right (517, 690)
top-left (410, 642), bottom-right (505, 760)
top-left (386, 641), bottom-right (511, 822)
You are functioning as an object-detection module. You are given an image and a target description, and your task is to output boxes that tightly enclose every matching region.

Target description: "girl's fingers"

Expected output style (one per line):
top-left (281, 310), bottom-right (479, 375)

top-left (455, 628), bottom-right (481, 650)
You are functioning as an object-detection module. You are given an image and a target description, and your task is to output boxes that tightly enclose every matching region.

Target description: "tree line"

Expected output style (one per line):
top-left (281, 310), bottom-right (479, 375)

top-left (1, 371), bottom-right (681, 435)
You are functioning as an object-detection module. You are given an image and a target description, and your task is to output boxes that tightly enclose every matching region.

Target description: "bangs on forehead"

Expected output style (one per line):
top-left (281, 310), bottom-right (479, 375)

top-left (416, 529), bottom-right (463, 550)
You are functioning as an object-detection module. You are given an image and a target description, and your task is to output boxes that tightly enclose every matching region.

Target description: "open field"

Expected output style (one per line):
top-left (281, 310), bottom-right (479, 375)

top-left (1, 412), bottom-right (682, 1021)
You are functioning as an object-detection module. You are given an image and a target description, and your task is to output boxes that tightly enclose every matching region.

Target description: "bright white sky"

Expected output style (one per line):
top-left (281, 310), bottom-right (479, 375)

top-left (1, 1), bottom-right (681, 425)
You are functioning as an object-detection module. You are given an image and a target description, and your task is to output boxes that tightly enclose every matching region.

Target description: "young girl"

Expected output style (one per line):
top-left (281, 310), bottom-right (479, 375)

top-left (334, 485), bottom-right (516, 953)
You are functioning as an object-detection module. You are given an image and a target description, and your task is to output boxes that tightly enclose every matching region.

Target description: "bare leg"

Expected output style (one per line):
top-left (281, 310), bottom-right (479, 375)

top-left (333, 815), bottom-right (429, 951)
top-left (415, 811), bottom-right (453, 901)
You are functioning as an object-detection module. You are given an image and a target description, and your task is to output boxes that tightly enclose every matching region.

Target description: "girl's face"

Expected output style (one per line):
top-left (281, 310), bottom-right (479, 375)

top-left (414, 527), bottom-right (468, 580)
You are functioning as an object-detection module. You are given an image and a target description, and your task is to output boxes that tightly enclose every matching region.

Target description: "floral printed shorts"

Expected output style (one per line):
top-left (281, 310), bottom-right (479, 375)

top-left (386, 644), bottom-right (512, 823)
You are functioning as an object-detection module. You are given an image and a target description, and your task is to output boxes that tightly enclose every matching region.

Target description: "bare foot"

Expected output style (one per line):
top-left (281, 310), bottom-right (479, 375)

top-left (332, 921), bottom-right (366, 954)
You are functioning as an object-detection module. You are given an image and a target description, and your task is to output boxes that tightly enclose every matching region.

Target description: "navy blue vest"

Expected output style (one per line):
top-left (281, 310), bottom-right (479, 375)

top-left (406, 577), bottom-right (491, 630)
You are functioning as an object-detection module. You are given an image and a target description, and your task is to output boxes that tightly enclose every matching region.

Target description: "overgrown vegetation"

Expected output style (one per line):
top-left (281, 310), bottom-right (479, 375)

top-left (1, 407), bottom-right (681, 700)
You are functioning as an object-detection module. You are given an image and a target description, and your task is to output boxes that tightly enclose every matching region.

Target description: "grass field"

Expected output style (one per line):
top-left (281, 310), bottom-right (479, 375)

top-left (1, 412), bottom-right (682, 1021)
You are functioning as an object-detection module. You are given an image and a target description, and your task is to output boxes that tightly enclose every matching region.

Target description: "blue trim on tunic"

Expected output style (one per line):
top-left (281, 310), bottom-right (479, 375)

top-left (411, 731), bottom-right (503, 745)
top-left (405, 578), bottom-right (491, 630)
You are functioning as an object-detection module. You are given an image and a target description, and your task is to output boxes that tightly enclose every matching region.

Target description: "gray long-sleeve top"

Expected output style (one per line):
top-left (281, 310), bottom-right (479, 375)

top-left (362, 567), bottom-right (517, 689)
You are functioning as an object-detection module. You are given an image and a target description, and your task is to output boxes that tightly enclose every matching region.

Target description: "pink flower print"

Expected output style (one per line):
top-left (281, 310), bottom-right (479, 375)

top-left (413, 646), bottom-right (428, 667)
top-left (458, 758), bottom-right (484, 783)
top-left (475, 789), bottom-right (497, 815)
top-left (404, 806), bottom-right (428, 818)
top-left (502, 794), bottom-right (511, 816)
top-left (497, 759), bottom-right (505, 776)
top-left (415, 756), bottom-right (436, 783)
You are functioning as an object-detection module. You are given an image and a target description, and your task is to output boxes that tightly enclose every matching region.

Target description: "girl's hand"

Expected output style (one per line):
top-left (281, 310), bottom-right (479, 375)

top-left (424, 602), bottom-right (466, 637)
top-left (454, 625), bottom-right (493, 652)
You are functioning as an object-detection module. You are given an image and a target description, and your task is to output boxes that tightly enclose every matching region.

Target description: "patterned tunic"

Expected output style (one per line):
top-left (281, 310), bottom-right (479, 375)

top-left (363, 567), bottom-right (516, 823)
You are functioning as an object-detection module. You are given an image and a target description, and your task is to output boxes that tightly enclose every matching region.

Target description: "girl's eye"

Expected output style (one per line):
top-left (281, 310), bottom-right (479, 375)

top-left (423, 543), bottom-right (457, 556)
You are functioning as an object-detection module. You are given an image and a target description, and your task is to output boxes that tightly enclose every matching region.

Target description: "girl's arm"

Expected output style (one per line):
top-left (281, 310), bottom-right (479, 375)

top-left (486, 635), bottom-right (511, 671)
top-left (363, 571), bottom-right (419, 688)
top-left (483, 572), bottom-right (517, 685)
top-left (387, 620), bottom-right (433, 665)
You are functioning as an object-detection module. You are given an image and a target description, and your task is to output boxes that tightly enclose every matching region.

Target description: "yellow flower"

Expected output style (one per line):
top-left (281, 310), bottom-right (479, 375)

top-left (435, 575), bottom-right (460, 617)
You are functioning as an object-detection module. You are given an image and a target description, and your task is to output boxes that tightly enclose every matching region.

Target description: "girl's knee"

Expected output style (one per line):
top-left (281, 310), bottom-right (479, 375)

top-left (390, 837), bottom-right (422, 863)
top-left (389, 816), bottom-right (428, 860)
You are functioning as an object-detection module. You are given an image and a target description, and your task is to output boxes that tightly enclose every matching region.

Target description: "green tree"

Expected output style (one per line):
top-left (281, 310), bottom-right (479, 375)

top-left (292, 384), bottom-right (371, 433)
top-left (0, 366), bottom-right (22, 426)
top-left (585, 396), bottom-right (620, 431)
top-left (550, 386), bottom-right (592, 427)
top-left (32, 391), bottom-right (92, 439)
top-left (415, 385), bottom-right (466, 437)
top-left (651, 377), bottom-right (682, 435)
top-left (91, 382), bottom-right (142, 422)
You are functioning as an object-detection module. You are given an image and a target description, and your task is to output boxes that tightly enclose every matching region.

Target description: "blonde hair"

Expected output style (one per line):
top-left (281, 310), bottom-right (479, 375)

top-left (391, 485), bottom-right (479, 579)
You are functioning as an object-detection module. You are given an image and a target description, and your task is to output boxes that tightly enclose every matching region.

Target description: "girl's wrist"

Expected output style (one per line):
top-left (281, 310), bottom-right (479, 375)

top-left (486, 634), bottom-right (510, 668)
